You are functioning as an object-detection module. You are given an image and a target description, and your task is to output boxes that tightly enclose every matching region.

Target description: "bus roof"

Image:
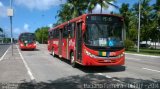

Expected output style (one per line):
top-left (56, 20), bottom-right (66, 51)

top-left (19, 32), bottom-right (34, 38)
top-left (49, 14), bottom-right (123, 32)
top-left (19, 32), bottom-right (34, 34)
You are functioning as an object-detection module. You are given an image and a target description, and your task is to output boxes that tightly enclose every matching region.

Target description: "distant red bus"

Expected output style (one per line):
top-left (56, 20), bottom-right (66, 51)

top-left (18, 32), bottom-right (36, 50)
top-left (48, 14), bottom-right (125, 67)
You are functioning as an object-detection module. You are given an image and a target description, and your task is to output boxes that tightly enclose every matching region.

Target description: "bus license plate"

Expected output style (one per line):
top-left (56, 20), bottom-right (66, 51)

top-left (104, 60), bottom-right (111, 62)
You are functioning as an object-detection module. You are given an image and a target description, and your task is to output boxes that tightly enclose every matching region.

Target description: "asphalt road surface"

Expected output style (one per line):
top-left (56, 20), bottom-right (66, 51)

top-left (0, 44), bottom-right (10, 58)
top-left (0, 44), bottom-right (160, 89)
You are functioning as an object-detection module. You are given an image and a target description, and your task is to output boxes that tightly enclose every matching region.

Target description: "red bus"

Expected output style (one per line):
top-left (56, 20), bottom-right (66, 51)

top-left (18, 32), bottom-right (36, 50)
top-left (48, 14), bottom-right (125, 67)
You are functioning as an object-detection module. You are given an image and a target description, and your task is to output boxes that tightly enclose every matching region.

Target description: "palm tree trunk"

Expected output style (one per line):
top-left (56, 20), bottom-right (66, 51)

top-left (100, 0), bottom-right (102, 13)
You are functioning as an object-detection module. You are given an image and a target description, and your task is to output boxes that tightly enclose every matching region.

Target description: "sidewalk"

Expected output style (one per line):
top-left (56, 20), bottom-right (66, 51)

top-left (125, 52), bottom-right (160, 58)
top-left (0, 45), bottom-right (30, 83)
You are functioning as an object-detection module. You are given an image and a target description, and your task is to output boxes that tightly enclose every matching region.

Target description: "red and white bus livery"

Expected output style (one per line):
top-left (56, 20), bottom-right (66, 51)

top-left (18, 32), bottom-right (36, 50)
top-left (48, 14), bottom-right (125, 67)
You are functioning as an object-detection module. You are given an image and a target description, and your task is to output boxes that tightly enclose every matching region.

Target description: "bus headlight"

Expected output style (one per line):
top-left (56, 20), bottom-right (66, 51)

top-left (118, 52), bottom-right (125, 58)
top-left (85, 50), bottom-right (96, 58)
top-left (34, 43), bottom-right (36, 46)
top-left (20, 43), bottom-right (24, 46)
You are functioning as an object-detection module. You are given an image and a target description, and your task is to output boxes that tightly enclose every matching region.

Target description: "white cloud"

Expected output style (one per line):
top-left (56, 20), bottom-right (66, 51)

top-left (48, 23), bottom-right (52, 28)
top-left (92, 2), bottom-right (116, 14)
top-left (0, 1), bottom-right (7, 18)
top-left (13, 23), bottom-right (30, 37)
top-left (13, 28), bottom-right (21, 34)
top-left (15, 0), bottom-right (66, 10)
top-left (0, 1), bottom-right (3, 6)
top-left (24, 23), bottom-right (29, 31)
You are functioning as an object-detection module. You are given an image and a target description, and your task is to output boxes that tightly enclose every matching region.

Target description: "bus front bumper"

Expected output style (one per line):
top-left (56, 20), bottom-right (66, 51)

top-left (82, 54), bottom-right (125, 66)
top-left (20, 45), bottom-right (36, 49)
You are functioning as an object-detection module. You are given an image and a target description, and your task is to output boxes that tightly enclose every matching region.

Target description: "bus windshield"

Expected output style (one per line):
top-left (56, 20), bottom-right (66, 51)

top-left (19, 33), bottom-right (35, 43)
top-left (84, 15), bottom-right (124, 47)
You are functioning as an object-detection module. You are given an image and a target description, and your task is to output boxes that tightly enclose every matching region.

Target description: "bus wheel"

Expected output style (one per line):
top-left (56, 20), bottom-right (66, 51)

top-left (51, 48), bottom-right (55, 57)
top-left (70, 52), bottom-right (77, 68)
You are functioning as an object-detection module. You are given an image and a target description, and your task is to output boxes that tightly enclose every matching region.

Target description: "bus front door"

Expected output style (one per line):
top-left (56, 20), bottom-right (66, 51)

top-left (62, 28), bottom-right (69, 59)
top-left (58, 29), bottom-right (62, 57)
top-left (76, 22), bottom-right (82, 62)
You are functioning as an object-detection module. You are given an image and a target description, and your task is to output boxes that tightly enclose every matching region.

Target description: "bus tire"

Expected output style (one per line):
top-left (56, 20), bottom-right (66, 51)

top-left (51, 48), bottom-right (55, 57)
top-left (70, 52), bottom-right (77, 68)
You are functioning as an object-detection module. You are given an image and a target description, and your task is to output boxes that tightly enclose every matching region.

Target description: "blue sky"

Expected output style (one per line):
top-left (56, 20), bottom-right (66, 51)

top-left (0, 0), bottom-right (156, 38)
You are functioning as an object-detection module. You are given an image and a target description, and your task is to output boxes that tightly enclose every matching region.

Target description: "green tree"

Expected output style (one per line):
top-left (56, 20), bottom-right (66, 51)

top-left (132, 0), bottom-right (153, 46)
top-left (119, 3), bottom-right (137, 42)
top-left (35, 27), bottom-right (49, 44)
top-left (66, 0), bottom-right (87, 18)
top-left (140, 0), bottom-right (153, 44)
top-left (56, 0), bottom-right (118, 24)
top-left (153, 0), bottom-right (160, 27)
top-left (119, 3), bottom-right (130, 38)
top-left (56, 0), bottom-right (88, 23)
top-left (150, 0), bottom-right (160, 49)
top-left (0, 27), bottom-right (3, 32)
top-left (56, 4), bottom-right (72, 23)
top-left (128, 7), bottom-right (138, 42)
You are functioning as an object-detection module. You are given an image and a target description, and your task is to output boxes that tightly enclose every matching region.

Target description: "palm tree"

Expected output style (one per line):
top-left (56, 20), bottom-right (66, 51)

top-left (87, 0), bottom-right (118, 14)
top-left (0, 27), bottom-right (3, 33)
top-left (119, 3), bottom-right (130, 38)
top-left (153, 0), bottom-right (160, 28)
top-left (151, 0), bottom-right (160, 49)
top-left (66, 0), bottom-right (87, 18)
top-left (56, 0), bottom-right (88, 23)
top-left (132, 0), bottom-right (152, 46)
top-left (141, 0), bottom-right (153, 45)
top-left (56, 4), bottom-right (72, 23)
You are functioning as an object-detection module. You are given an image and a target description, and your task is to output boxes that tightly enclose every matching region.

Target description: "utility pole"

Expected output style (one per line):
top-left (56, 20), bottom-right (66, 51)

top-left (137, 0), bottom-right (141, 53)
top-left (7, 0), bottom-right (14, 55)
top-left (41, 14), bottom-right (44, 44)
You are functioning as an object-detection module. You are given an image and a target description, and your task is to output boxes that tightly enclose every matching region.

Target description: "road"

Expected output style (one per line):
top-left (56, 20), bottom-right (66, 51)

top-left (0, 44), bottom-right (160, 89)
top-left (0, 44), bottom-right (10, 59)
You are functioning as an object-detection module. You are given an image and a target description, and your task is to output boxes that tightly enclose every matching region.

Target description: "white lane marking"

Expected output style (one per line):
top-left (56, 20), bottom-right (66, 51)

top-left (97, 73), bottom-right (112, 78)
top-left (125, 53), bottom-right (160, 58)
top-left (0, 46), bottom-right (10, 61)
top-left (16, 45), bottom-right (36, 81)
top-left (142, 68), bottom-right (160, 73)
top-left (126, 57), bottom-right (140, 60)
top-left (97, 73), bottom-right (139, 89)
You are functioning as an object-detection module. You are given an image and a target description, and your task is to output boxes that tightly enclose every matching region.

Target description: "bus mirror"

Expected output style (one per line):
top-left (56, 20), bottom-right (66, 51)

top-left (82, 23), bottom-right (86, 31)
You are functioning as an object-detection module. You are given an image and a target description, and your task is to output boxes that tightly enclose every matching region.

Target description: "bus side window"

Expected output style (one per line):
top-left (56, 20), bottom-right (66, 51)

top-left (50, 31), bottom-right (52, 39)
top-left (52, 30), bottom-right (54, 39)
top-left (71, 23), bottom-right (75, 38)
top-left (67, 23), bottom-right (72, 38)
top-left (54, 30), bottom-right (56, 39)
top-left (56, 30), bottom-right (59, 38)
top-left (63, 26), bottom-right (68, 38)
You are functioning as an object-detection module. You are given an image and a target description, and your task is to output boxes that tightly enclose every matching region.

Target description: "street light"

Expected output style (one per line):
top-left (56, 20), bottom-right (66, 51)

top-left (7, 0), bottom-right (14, 55)
top-left (137, 0), bottom-right (141, 53)
top-left (41, 14), bottom-right (44, 44)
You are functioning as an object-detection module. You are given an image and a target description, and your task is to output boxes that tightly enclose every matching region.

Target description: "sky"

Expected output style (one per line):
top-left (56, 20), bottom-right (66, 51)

top-left (0, 0), bottom-right (156, 38)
